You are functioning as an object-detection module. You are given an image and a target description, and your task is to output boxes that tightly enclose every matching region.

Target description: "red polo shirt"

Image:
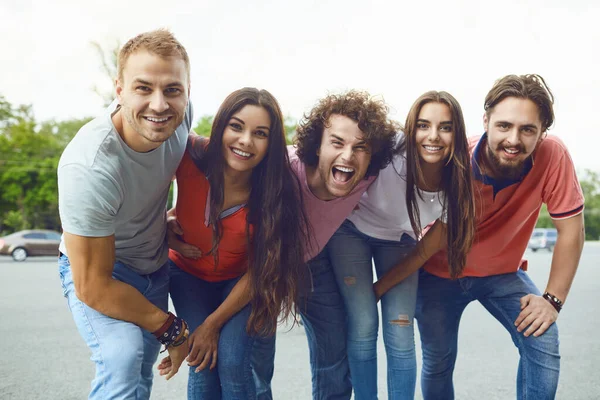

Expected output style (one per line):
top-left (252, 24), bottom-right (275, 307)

top-left (424, 134), bottom-right (584, 278)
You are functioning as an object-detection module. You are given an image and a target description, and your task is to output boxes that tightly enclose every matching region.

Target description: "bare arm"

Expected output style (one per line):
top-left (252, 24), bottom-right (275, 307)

top-left (515, 213), bottom-right (585, 337)
top-left (545, 213), bottom-right (585, 302)
top-left (374, 220), bottom-right (447, 300)
top-left (64, 232), bottom-right (168, 332)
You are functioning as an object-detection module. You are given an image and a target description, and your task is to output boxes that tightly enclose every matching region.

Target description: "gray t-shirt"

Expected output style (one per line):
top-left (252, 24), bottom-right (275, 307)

top-left (58, 102), bottom-right (193, 274)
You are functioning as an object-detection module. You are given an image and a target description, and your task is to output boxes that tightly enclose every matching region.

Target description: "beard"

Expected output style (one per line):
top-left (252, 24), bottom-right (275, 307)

top-left (485, 141), bottom-right (527, 180)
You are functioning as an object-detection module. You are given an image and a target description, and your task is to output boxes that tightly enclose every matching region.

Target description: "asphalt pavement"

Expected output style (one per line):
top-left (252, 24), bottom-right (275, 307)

top-left (1, 243), bottom-right (599, 399)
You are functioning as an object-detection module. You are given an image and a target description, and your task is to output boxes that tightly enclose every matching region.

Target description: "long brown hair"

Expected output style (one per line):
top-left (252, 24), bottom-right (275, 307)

top-left (399, 91), bottom-right (475, 278)
top-left (197, 88), bottom-right (310, 335)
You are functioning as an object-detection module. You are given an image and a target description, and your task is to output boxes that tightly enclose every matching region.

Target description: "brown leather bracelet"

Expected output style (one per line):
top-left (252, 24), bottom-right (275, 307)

top-left (153, 312), bottom-right (176, 338)
top-left (543, 292), bottom-right (563, 313)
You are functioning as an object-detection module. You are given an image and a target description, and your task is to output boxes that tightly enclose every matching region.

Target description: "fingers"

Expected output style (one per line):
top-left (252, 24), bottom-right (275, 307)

top-left (186, 344), bottom-right (204, 367)
top-left (167, 217), bottom-right (184, 235)
top-left (165, 365), bottom-right (178, 381)
top-left (195, 351), bottom-right (212, 373)
top-left (523, 316), bottom-right (544, 337)
top-left (520, 294), bottom-right (532, 310)
top-left (514, 307), bottom-right (531, 327)
top-left (210, 349), bottom-right (218, 370)
top-left (533, 321), bottom-right (551, 337)
top-left (181, 244), bottom-right (202, 260)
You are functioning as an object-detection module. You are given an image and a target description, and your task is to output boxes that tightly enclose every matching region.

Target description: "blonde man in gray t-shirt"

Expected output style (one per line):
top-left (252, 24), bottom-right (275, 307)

top-left (57, 29), bottom-right (193, 399)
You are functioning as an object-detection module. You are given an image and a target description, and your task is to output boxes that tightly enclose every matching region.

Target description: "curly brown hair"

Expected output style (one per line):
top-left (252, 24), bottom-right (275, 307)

top-left (294, 90), bottom-right (399, 177)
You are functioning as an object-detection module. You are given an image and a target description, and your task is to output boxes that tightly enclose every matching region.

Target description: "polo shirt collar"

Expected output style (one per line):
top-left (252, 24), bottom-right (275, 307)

top-left (472, 133), bottom-right (534, 198)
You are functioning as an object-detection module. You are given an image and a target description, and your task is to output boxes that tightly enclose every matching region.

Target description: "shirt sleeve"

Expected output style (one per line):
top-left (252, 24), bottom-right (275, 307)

top-left (58, 163), bottom-right (122, 237)
top-left (541, 141), bottom-right (585, 219)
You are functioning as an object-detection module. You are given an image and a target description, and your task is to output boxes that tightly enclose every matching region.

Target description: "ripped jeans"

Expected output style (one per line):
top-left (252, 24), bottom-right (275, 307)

top-left (328, 219), bottom-right (418, 400)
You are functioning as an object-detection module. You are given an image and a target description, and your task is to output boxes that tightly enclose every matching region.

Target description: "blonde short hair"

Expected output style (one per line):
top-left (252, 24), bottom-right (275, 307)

top-left (117, 29), bottom-right (190, 82)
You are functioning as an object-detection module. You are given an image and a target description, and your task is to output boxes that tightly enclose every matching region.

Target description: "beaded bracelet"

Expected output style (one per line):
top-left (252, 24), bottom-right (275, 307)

top-left (543, 292), bottom-right (563, 313)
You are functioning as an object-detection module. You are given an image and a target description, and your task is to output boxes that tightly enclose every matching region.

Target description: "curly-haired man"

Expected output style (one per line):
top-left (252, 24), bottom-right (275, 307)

top-left (252, 90), bottom-right (398, 400)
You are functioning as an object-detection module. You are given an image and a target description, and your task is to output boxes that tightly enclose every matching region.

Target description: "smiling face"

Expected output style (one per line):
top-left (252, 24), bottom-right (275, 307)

top-left (310, 114), bottom-right (371, 200)
top-left (415, 102), bottom-right (454, 168)
top-left (115, 49), bottom-right (189, 152)
top-left (483, 97), bottom-right (544, 180)
top-left (221, 104), bottom-right (270, 176)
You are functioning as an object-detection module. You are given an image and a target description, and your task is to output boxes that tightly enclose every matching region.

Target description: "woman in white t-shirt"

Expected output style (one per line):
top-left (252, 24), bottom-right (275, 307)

top-left (327, 91), bottom-right (476, 400)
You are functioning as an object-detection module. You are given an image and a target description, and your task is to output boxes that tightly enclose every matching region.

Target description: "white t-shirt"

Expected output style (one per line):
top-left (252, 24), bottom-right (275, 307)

top-left (347, 152), bottom-right (446, 241)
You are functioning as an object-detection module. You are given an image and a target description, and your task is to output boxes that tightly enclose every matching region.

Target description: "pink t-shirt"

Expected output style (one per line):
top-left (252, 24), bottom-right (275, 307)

top-left (288, 146), bottom-right (375, 261)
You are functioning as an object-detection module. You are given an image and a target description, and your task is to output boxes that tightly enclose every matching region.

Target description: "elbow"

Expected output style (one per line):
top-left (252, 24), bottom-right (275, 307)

top-left (74, 279), bottom-right (105, 309)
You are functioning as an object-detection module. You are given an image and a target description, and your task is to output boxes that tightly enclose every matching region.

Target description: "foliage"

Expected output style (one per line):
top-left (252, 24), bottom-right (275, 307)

top-left (0, 92), bottom-right (598, 241)
top-left (535, 169), bottom-right (600, 240)
top-left (0, 95), bottom-right (88, 234)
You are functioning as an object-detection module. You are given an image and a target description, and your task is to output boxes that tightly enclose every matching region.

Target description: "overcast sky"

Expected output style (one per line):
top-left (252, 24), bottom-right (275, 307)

top-left (1, 0), bottom-right (598, 170)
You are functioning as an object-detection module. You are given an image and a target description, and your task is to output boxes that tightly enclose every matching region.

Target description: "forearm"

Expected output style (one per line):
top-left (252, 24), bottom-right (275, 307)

top-left (65, 232), bottom-right (169, 333)
top-left (205, 273), bottom-right (251, 329)
top-left (545, 215), bottom-right (585, 303)
top-left (376, 220), bottom-right (447, 296)
top-left (81, 277), bottom-right (169, 332)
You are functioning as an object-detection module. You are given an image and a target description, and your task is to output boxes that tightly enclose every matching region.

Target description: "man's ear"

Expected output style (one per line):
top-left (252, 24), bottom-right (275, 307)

top-left (115, 78), bottom-right (123, 102)
top-left (482, 112), bottom-right (488, 132)
top-left (316, 147), bottom-right (320, 157)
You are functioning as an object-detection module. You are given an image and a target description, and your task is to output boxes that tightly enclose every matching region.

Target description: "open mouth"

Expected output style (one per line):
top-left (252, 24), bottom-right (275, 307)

top-left (332, 165), bottom-right (355, 183)
top-left (231, 147), bottom-right (253, 159)
top-left (502, 147), bottom-right (520, 157)
top-left (423, 145), bottom-right (444, 153)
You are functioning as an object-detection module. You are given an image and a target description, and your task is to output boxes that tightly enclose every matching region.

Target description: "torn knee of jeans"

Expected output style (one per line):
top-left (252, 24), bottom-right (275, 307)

top-left (343, 276), bottom-right (356, 286)
top-left (389, 314), bottom-right (412, 327)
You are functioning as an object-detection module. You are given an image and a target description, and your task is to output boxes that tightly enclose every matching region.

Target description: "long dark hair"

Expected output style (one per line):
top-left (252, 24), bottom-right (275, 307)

top-left (197, 88), bottom-right (310, 335)
top-left (398, 91), bottom-right (475, 278)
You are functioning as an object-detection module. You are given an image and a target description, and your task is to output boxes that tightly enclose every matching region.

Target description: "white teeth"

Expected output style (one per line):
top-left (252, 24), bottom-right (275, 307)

top-left (335, 166), bottom-right (354, 173)
top-left (504, 148), bottom-right (519, 154)
top-left (232, 148), bottom-right (251, 157)
top-left (146, 116), bottom-right (168, 122)
top-left (424, 145), bottom-right (443, 151)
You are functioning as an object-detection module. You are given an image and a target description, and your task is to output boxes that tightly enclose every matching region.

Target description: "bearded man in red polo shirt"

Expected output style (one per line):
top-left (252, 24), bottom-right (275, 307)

top-left (415, 74), bottom-right (585, 399)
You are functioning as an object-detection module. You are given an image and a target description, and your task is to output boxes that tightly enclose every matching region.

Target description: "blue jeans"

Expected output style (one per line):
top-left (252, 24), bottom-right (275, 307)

top-left (328, 219), bottom-right (418, 400)
top-left (58, 254), bottom-right (169, 400)
top-left (251, 248), bottom-right (352, 400)
top-left (169, 261), bottom-right (255, 400)
top-left (416, 268), bottom-right (560, 400)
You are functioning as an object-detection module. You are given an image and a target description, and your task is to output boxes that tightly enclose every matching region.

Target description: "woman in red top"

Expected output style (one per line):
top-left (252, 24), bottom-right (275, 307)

top-left (158, 88), bottom-right (309, 399)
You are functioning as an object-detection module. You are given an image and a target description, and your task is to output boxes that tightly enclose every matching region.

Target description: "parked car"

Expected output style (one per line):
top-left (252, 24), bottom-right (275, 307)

top-left (528, 228), bottom-right (558, 252)
top-left (0, 230), bottom-right (62, 261)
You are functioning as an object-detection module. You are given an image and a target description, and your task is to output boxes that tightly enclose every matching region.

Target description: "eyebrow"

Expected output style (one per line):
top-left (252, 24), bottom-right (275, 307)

top-left (495, 120), bottom-right (538, 130)
top-left (417, 118), bottom-right (452, 125)
top-left (231, 116), bottom-right (270, 131)
top-left (132, 78), bottom-right (184, 88)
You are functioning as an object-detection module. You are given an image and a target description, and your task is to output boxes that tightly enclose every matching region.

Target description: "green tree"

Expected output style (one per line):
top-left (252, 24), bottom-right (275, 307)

top-left (536, 169), bottom-right (600, 240)
top-left (193, 115), bottom-right (214, 137)
top-left (0, 96), bottom-right (89, 234)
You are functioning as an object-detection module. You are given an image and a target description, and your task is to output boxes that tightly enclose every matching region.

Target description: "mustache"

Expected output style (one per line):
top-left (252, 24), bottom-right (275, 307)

top-left (496, 142), bottom-right (525, 153)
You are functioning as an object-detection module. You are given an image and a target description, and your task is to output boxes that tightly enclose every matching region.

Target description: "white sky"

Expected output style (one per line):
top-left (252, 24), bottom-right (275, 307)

top-left (1, 0), bottom-right (599, 170)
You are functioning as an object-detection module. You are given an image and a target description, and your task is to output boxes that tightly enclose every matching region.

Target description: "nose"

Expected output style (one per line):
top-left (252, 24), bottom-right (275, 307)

top-left (340, 145), bottom-right (354, 162)
top-left (505, 127), bottom-right (519, 146)
top-left (149, 92), bottom-right (168, 113)
top-left (237, 129), bottom-right (253, 147)
top-left (427, 126), bottom-right (441, 142)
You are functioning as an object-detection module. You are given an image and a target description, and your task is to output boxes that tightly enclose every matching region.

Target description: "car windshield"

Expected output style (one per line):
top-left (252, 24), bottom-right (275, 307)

top-left (531, 232), bottom-right (544, 237)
